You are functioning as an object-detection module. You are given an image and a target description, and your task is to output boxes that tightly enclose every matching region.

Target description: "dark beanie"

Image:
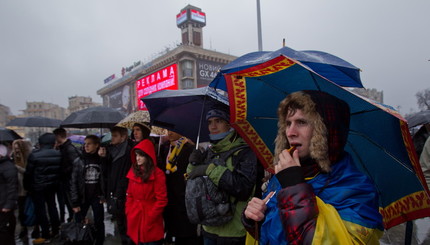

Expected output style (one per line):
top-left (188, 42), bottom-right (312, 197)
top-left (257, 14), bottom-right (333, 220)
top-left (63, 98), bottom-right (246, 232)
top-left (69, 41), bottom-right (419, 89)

top-left (38, 133), bottom-right (56, 146)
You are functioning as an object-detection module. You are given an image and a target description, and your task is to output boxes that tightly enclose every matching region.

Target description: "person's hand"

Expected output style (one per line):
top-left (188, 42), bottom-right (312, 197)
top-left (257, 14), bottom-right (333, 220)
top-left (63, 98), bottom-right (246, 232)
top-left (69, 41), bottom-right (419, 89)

top-left (189, 149), bottom-right (204, 165)
top-left (244, 192), bottom-right (274, 222)
top-left (73, 207), bottom-right (81, 213)
top-left (98, 147), bottom-right (107, 158)
top-left (275, 148), bottom-right (300, 174)
top-left (188, 165), bottom-right (209, 179)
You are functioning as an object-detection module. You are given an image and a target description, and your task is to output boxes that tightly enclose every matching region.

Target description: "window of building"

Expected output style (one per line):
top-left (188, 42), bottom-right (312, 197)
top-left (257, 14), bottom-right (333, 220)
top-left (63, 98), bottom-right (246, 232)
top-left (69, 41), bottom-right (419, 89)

top-left (182, 79), bottom-right (194, 89)
top-left (181, 60), bottom-right (194, 78)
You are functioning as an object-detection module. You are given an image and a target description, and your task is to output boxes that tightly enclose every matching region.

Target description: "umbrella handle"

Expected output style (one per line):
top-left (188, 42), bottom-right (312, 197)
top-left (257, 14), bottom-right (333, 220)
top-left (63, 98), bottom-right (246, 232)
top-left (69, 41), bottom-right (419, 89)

top-left (195, 96), bottom-right (207, 150)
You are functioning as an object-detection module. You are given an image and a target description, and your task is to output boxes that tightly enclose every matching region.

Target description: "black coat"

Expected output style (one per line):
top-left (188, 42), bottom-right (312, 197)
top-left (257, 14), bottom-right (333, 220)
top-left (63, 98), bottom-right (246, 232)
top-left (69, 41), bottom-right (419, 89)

top-left (0, 157), bottom-right (18, 210)
top-left (70, 152), bottom-right (105, 208)
top-left (58, 139), bottom-right (81, 179)
top-left (102, 140), bottom-right (133, 201)
top-left (24, 145), bottom-right (62, 192)
top-left (158, 141), bottom-right (198, 237)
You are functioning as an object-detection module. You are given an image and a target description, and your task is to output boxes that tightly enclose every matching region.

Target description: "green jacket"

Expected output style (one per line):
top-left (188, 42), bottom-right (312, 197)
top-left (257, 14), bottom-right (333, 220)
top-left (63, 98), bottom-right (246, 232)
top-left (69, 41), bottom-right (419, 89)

top-left (187, 131), bottom-right (257, 238)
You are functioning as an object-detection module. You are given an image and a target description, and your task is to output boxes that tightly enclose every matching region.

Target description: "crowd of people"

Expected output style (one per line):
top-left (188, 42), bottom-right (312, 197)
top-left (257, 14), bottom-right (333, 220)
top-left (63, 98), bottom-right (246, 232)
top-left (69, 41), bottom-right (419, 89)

top-left (0, 91), bottom-right (429, 245)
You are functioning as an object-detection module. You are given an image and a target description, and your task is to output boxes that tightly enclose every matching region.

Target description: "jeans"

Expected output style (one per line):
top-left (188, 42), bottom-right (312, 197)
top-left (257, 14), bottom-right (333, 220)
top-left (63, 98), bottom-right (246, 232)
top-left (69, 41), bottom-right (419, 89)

top-left (32, 187), bottom-right (60, 239)
top-left (75, 196), bottom-right (105, 245)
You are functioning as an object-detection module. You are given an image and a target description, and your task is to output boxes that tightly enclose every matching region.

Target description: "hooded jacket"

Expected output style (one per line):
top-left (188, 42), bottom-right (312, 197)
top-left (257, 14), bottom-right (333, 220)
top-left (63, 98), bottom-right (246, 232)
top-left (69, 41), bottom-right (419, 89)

top-left (188, 130), bottom-right (257, 238)
top-left (24, 134), bottom-right (62, 192)
top-left (125, 139), bottom-right (167, 244)
top-left (244, 91), bottom-right (383, 244)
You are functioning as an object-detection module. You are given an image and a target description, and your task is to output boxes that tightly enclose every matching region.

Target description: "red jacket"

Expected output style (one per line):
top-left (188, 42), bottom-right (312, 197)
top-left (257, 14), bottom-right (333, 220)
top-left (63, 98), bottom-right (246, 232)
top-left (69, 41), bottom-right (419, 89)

top-left (125, 139), bottom-right (167, 244)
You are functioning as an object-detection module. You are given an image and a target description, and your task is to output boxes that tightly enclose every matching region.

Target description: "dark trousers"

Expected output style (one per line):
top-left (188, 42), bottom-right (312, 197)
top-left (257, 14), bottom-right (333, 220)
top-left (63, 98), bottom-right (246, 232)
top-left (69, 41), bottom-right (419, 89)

top-left (116, 205), bottom-right (132, 245)
top-left (17, 196), bottom-right (26, 226)
top-left (0, 211), bottom-right (16, 245)
top-left (57, 180), bottom-right (74, 222)
top-left (32, 188), bottom-right (60, 238)
top-left (75, 197), bottom-right (105, 245)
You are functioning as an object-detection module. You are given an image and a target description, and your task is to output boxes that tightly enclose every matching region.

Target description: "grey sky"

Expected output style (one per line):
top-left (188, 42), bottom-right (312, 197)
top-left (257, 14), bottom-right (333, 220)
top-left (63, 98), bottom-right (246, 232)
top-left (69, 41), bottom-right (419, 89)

top-left (1, 0), bottom-right (429, 116)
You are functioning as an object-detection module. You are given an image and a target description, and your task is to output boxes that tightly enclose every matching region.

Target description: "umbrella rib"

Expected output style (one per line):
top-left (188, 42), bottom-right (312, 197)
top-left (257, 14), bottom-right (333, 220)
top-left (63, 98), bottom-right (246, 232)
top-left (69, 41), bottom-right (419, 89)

top-left (348, 130), bottom-right (414, 172)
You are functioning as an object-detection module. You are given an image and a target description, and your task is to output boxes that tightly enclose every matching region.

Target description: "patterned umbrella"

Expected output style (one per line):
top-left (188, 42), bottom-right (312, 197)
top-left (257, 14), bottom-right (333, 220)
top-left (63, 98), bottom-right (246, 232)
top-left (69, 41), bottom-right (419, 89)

top-left (116, 110), bottom-right (165, 135)
top-left (223, 55), bottom-right (430, 229)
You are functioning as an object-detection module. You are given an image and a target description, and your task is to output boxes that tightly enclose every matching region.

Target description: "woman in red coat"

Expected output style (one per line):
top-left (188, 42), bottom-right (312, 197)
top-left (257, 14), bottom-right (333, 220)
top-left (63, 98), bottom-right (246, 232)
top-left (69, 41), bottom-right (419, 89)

top-left (125, 139), bottom-right (168, 245)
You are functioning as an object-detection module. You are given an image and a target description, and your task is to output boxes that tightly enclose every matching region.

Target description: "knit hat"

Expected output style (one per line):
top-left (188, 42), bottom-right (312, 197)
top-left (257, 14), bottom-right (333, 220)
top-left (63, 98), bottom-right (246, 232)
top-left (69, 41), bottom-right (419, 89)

top-left (38, 133), bottom-right (56, 146)
top-left (206, 108), bottom-right (230, 122)
top-left (0, 144), bottom-right (7, 157)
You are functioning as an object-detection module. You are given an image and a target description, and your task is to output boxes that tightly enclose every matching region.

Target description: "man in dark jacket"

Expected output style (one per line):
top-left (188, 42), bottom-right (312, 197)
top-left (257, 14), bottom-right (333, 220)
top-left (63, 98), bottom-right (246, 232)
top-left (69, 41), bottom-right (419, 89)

top-left (99, 126), bottom-right (133, 245)
top-left (24, 133), bottom-right (62, 243)
top-left (70, 135), bottom-right (105, 245)
top-left (158, 130), bottom-right (201, 245)
top-left (0, 143), bottom-right (18, 245)
top-left (53, 127), bottom-right (80, 222)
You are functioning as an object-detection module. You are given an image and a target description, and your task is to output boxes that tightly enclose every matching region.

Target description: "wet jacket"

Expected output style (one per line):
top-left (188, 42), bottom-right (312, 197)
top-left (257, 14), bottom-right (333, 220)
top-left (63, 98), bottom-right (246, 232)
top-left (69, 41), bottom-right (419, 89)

top-left (58, 139), bottom-right (81, 179)
top-left (24, 145), bottom-right (62, 192)
top-left (102, 139), bottom-right (133, 201)
top-left (158, 140), bottom-right (198, 238)
top-left (125, 139), bottom-right (168, 244)
top-left (0, 157), bottom-right (18, 210)
top-left (70, 151), bottom-right (105, 208)
top-left (188, 131), bottom-right (257, 238)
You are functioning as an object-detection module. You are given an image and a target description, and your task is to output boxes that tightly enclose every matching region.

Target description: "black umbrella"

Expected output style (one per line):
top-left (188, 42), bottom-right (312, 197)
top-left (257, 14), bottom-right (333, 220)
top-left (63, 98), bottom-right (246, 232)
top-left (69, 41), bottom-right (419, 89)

top-left (6, 116), bottom-right (62, 128)
top-left (406, 110), bottom-right (430, 128)
top-left (0, 127), bottom-right (23, 142)
top-left (60, 106), bottom-right (126, 128)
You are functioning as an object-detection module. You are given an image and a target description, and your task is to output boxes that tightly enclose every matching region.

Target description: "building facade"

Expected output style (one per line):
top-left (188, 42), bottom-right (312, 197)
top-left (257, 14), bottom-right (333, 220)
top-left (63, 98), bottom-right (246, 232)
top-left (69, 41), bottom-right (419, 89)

top-left (0, 104), bottom-right (12, 127)
top-left (21, 101), bottom-right (67, 120)
top-left (68, 95), bottom-right (101, 113)
top-left (97, 5), bottom-right (237, 114)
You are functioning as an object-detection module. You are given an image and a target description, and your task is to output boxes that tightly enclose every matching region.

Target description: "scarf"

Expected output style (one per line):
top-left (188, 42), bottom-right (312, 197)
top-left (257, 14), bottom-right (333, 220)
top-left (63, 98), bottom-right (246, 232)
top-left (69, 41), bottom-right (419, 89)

top-left (165, 137), bottom-right (188, 174)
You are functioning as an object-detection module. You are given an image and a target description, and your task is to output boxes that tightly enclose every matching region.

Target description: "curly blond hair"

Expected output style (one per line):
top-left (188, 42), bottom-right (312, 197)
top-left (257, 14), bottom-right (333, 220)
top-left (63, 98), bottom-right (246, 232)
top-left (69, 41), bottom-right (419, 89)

top-left (274, 91), bottom-right (331, 172)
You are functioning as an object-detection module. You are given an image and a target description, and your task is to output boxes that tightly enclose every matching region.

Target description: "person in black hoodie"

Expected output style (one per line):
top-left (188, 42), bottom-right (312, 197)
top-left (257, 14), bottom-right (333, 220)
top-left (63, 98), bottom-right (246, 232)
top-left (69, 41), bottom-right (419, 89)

top-left (0, 143), bottom-right (18, 245)
top-left (99, 126), bottom-right (133, 245)
top-left (24, 133), bottom-right (62, 244)
top-left (70, 135), bottom-right (105, 245)
top-left (53, 127), bottom-right (80, 223)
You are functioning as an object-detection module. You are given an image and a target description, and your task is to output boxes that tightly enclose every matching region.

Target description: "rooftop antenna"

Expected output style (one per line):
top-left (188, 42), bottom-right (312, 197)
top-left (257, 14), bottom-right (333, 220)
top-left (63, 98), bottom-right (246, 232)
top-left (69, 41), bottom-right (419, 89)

top-left (283, 38), bottom-right (285, 47)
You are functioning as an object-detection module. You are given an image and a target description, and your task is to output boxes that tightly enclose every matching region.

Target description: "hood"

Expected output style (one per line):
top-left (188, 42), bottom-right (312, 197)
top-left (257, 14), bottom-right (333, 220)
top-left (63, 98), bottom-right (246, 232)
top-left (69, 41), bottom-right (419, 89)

top-left (38, 133), bottom-right (56, 147)
top-left (274, 90), bottom-right (350, 172)
top-left (131, 139), bottom-right (157, 166)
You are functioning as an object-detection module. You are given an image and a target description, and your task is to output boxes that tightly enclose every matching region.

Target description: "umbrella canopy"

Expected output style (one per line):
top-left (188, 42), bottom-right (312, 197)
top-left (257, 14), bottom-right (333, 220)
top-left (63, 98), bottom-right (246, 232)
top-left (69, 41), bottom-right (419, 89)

top-left (7, 116), bottom-right (61, 128)
top-left (61, 106), bottom-right (125, 129)
top-left (0, 127), bottom-right (22, 142)
top-left (210, 45), bottom-right (363, 92)
top-left (223, 55), bottom-right (430, 229)
top-left (141, 86), bottom-right (229, 144)
top-left (116, 110), bottom-right (151, 129)
top-left (406, 110), bottom-right (430, 128)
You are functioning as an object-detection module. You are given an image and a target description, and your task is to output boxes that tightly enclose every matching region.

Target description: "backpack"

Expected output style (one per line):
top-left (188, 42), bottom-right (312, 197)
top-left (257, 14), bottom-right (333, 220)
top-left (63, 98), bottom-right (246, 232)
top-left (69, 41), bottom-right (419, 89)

top-left (185, 145), bottom-right (249, 226)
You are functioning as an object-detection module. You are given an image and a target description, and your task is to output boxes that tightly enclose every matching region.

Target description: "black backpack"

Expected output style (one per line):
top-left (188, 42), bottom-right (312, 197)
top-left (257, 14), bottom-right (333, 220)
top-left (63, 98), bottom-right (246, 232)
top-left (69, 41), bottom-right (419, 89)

top-left (185, 145), bottom-right (248, 226)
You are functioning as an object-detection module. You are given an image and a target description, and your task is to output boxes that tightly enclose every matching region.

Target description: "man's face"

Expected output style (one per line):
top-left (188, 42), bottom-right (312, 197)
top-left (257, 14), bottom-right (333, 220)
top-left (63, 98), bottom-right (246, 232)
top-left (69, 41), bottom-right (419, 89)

top-left (167, 131), bottom-right (181, 143)
top-left (111, 132), bottom-right (126, 145)
top-left (208, 117), bottom-right (230, 135)
top-left (133, 126), bottom-right (143, 142)
top-left (285, 109), bottom-right (314, 158)
top-left (84, 138), bottom-right (99, 154)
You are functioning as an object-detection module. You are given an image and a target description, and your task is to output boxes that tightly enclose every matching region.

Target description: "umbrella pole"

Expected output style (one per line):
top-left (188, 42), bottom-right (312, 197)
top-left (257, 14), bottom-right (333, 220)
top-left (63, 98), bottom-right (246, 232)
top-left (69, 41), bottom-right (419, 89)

top-left (195, 97), bottom-right (207, 150)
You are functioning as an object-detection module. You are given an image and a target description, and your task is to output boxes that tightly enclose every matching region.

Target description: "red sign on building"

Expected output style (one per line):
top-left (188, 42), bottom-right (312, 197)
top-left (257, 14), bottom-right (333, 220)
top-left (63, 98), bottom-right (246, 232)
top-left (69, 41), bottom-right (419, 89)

top-left (136, 64), bottom-right (178, 110)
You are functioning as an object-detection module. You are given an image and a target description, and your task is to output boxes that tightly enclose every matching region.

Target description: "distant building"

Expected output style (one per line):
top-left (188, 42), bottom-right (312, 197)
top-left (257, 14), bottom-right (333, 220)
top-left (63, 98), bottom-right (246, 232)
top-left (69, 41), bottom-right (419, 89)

top-left (97, 5), bottom-right (237, 114)
top-left (0, 104), bottom-right (12, 127)
top-left (68, 95), bottom-right (101, 113)
top-left (350, 88), bottom-right (384, 104)
top-left (21, 101), bottom-right (67, 120)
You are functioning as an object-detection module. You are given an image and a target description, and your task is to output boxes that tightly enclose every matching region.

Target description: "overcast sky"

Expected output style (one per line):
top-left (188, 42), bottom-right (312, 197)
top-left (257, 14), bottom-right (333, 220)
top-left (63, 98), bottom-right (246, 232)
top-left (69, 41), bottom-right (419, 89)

top-left (1, 0), bottom-right (429, 116)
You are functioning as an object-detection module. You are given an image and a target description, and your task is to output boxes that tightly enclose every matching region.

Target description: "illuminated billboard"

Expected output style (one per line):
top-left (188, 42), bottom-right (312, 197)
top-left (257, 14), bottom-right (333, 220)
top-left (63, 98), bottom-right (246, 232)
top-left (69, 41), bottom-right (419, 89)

top-left (190, 9), bottom-right (206, 24)
top-left (176, 10), bottom-right (187, 26)
top-left (136, 64), bottom-right (178, 110)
